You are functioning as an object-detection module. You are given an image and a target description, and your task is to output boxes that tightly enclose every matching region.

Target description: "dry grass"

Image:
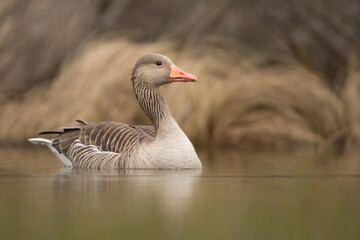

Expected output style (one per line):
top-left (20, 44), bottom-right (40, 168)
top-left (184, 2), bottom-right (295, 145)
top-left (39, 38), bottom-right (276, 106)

top-left (342, 58), bottom-right (360, 147)
top-left (0, 37), bottom-right (358, 151)
top-left (0, 0), bottom-right (359, 152)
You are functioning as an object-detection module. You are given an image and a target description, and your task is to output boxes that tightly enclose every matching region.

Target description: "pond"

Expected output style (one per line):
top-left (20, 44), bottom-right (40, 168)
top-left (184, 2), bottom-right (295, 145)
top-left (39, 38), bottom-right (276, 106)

top-left (0, 147), bottom-right (359, 239)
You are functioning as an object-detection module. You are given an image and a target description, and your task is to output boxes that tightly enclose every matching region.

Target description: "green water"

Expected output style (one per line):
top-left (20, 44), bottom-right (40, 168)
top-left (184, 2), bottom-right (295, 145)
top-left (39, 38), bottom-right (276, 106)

top-left (0, 147), bottom-right (359, 239)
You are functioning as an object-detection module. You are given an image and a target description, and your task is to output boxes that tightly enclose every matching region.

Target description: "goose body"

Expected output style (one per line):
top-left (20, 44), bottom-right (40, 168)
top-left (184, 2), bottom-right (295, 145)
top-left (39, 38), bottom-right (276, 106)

top-left (29, 54), bottom-right (202, 169)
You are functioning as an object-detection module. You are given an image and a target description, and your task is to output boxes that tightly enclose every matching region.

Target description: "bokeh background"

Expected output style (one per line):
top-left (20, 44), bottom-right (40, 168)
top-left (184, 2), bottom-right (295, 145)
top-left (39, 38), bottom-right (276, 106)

top-left (0, 0), bottom-right (359, 152)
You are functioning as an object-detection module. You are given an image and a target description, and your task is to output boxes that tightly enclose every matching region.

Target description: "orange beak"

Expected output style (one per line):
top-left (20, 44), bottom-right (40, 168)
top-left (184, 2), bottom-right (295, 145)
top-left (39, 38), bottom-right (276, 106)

top-left (169, 64), bottom-right (197, 82)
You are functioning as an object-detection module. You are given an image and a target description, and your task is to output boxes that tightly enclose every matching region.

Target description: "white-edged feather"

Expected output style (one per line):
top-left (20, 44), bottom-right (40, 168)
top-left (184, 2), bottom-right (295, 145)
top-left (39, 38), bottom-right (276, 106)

top-left (28, 138), bottom-right (72, 167)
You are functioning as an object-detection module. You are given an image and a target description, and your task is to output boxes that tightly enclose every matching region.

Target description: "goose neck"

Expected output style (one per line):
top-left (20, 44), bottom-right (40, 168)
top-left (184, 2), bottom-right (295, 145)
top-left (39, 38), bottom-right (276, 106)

top-left (133, 82), bottom-right (172, 132)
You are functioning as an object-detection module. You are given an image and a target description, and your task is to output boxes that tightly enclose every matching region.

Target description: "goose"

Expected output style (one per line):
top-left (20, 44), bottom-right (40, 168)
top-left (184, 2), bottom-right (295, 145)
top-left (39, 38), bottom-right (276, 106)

top-left (29, 53), bottom-right (202, 169)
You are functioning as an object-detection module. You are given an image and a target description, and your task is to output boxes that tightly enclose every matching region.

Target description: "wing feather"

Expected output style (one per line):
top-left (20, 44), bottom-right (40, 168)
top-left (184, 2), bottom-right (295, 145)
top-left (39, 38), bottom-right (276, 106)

top-left (101, 124), bottom-right (118, 151)
top-left (38, 121), bottom-right (154, 168)
top-left (105, 125), bottom-right (122, 151)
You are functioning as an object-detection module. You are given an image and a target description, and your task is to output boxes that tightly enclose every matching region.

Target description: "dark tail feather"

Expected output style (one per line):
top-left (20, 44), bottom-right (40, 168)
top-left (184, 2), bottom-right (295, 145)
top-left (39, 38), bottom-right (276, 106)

top-left (39, 119), bottom-right (85, 135)
top-left (57, 127), bottom-right (81, 131)
top-left (76, 119), bottom-right (87, 125)
top-left (38, 126), bottom-right (81, 135)
top-left (38, 130), bottom-right (63, 135)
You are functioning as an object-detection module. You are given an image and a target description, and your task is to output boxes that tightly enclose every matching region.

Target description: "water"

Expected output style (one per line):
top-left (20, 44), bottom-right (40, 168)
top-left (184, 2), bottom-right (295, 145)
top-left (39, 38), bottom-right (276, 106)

top-left (1, 147), bottom-right (360, 239)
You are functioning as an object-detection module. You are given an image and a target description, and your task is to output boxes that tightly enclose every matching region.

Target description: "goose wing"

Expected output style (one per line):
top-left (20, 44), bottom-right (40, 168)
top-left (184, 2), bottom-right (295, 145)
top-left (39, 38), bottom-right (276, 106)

top-left (40, 120), bottom-right (153, 168)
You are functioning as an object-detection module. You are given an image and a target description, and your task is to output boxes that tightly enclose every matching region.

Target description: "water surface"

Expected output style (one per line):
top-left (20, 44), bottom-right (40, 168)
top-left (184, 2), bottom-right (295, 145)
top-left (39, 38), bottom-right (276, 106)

top-left (0, 147), bottom-right (359, 239)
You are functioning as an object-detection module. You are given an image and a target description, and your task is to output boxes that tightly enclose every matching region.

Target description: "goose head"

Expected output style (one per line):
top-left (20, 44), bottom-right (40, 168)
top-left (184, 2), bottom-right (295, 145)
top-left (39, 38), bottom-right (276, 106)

top-left (132, 53), bottom-right (197, 87)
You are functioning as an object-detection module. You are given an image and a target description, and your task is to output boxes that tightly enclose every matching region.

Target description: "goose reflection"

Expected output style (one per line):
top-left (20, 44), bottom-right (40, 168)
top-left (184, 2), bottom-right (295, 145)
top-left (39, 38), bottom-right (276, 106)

top-left (50, 168), bottom-right (201, 217)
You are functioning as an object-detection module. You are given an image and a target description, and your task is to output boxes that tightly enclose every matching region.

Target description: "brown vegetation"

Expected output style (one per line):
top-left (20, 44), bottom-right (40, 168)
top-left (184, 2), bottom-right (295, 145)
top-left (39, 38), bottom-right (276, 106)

top-left (0, 0), bottom-right (359, 151)
top-left (1, 37), bottom-right (359, 151)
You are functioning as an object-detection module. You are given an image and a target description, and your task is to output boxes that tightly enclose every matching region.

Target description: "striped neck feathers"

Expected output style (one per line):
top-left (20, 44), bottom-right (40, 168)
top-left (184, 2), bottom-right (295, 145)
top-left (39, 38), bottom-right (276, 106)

top-left (132, 81), bottom-right (171, 131)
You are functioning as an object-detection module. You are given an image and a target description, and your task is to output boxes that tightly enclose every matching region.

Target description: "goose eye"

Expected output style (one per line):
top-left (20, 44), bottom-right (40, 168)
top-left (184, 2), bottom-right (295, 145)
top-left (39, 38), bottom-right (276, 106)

top-left (156, 61), bottom-right (162, 66)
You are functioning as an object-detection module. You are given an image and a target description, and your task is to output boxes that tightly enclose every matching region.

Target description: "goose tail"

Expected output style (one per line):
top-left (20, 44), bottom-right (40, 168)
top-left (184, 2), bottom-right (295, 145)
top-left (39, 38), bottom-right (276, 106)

top-left (28, 138), bottom-right (72, 167)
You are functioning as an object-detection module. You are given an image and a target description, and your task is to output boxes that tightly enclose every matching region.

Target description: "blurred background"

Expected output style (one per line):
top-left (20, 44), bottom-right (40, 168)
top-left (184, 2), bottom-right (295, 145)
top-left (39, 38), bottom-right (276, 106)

top-left (1, 2), bottom-right (360, 239)
top-left (0, 0), bottom-right (359, 153)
